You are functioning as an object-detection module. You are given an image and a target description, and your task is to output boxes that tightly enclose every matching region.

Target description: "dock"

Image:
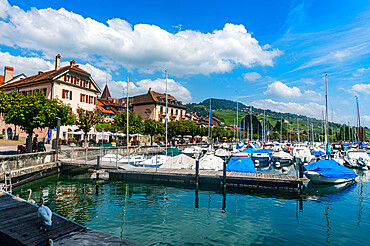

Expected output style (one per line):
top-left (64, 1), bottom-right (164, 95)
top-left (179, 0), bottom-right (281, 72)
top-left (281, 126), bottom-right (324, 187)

top-left (0, 191), bottom-right (139, 246)
top-left (108, 168), bottom-right (303, 190)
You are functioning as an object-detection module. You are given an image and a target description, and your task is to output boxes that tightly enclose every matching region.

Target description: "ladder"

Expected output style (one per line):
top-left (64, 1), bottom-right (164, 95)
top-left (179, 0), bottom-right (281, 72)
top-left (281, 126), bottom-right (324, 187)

top-left (1, 163), bottom-right (12, 193)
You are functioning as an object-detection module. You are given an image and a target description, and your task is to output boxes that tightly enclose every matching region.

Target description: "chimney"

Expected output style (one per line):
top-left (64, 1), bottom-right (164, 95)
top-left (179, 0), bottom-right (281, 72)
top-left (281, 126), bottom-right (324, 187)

top-left (55, 54), bottom-right (61, 70)
top-left (70, 60), bottom-right (75, 67)
top-left (4, 66), bottom-right (14, 83)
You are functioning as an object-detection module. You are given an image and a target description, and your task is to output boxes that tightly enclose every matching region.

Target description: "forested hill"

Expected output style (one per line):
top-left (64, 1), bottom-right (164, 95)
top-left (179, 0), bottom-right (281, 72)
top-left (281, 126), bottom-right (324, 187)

top-left (185, 98), bottom-right (342, 129)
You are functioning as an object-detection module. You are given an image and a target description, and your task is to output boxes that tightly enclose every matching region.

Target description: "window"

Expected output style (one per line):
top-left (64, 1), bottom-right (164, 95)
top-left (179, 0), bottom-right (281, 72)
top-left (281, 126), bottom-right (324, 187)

top-left (171, 108), bottom-right (173, 114)
top-left (76, 78), bottom-right (80, 86)
top-left (176, 109), bottom-right (178, 115)
top-left (80, 94), bottom-right (86, 103)
top-left (160, 106), bottom-right (163, 113)
top-left (89, 96), bottom-right (94, 104)
top-left (62, 89), bottom-right (72, 100)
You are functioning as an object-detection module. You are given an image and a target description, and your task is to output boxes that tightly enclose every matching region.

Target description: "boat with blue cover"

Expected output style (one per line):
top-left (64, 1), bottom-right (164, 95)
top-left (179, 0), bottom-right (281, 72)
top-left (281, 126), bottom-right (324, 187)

top-left (303, 159), bottom-right (357, 184)
top-left (226, 157), bottom-right (256, 173)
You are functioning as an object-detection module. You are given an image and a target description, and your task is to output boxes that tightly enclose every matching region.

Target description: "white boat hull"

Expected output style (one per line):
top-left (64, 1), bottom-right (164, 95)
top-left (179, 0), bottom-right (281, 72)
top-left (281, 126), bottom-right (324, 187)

top-left (304, 171), bottom-right (355, 184)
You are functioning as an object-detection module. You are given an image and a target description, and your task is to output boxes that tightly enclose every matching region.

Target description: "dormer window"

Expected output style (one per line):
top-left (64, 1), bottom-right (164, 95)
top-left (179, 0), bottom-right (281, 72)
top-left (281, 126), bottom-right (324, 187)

top-left (157, 97), bottom-right (162, 102)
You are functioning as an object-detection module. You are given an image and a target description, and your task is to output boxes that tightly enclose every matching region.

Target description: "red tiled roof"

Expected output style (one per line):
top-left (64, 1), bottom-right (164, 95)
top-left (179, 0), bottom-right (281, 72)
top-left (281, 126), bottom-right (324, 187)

top-left (97, 100), bottom-right (115, 115)
top-left (0, 65), bottom-right (90, 89)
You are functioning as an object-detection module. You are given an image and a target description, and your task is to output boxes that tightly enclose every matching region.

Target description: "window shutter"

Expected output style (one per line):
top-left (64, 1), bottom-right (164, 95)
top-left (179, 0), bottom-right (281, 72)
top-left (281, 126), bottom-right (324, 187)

top-left (80, 93), bottom-right (82, 102)
top-left (94, 97), bottom-right (96, 105)
top-left (74, 77), bottom-right (76, 85)
top-left (62, 89), bottom-right (65, 98)
top-left (83, 80), bottom-right (86, 87)
top-left (70, 91), bottom-right (72, 100)
top-left (89, 81), bottom-right (91, 88)
top-left (64, 75), bottom-right (67, 81)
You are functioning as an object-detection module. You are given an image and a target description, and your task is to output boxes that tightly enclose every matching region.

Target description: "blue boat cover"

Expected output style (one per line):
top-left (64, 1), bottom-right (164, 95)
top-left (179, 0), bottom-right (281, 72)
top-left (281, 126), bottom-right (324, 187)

top-left (254, 149), bottom-right (273, 153)
top-left (237, 143), bottom-right (243, 149)
top-left (303, 160), bottom-right (357, 178)
top-left (313, 150), bottom-right (325, 157)
top-left (227, 157), bottom-right (256, 173)
top-left (243, 148), bottom-right (256, 154)
top-left (254, 143), bottom-right (260, 148)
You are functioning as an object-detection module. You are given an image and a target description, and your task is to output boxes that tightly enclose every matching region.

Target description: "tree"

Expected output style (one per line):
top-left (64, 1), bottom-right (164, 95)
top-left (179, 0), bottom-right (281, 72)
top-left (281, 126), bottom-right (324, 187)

top-left (0, 90), bottom-right (74, 152)
top-left (143, 119), bottom-right (165, 144)
top-left (114, 111), bottom-right (144, 134)
top-left (76, 107), bottom-right (103, 147)
top-left (95, 122), bottom-right (117, 133)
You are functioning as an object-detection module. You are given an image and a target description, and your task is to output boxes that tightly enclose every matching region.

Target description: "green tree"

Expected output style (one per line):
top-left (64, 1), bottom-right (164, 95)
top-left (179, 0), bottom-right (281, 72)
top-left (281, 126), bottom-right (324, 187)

top-left (114, 111), bottom-right (144, 134)
top-left (0, 90), bottom-right (74, 152)
top-left (95, 122), bottom-right (117, 133)
top-left (76, 107), bottom-right (103, 147)
top-left (143, 119), bottom-right (165, 144)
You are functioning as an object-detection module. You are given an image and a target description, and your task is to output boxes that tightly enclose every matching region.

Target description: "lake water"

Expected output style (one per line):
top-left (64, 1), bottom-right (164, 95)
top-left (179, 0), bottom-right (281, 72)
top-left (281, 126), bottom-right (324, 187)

top-left (13, 169), bottom-right (370, 245)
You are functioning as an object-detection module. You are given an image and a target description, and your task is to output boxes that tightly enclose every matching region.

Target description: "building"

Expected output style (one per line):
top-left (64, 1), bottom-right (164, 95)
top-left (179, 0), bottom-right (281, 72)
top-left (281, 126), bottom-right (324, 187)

top-left (129, 88), bottom-right (186, 123)
top-left (97, 85), bottom-right (125, 123)
top-left (0, 54), bottom-right (101, 141)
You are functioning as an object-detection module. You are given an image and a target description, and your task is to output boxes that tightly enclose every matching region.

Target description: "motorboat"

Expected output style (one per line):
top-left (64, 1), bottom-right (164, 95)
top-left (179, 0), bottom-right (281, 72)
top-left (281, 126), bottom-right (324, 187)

top-left (303, 159), bottom-right (357, 184)
top-left (183, 146), bottom-right (201, 156)
top-left (101, 153), bottom-right (123, 163)
top-left (251, 149), bottom-right (272, 163)
top-left (343, 150), bottom-right (370, 169)
top-left (198, 154), bottom-right (224, 171)
top-left (215, 148), bottom-right (230, 157)
top-left (160, 154), bottom-right (195, 169)
top-left (292, 146), bottom-right (315, 164)
top-left (271, 151), bottom-right (293, 165)
top-left (117, 155), bottom-right (145, 166)
top-left (141, 155), bottom-right (170, 167)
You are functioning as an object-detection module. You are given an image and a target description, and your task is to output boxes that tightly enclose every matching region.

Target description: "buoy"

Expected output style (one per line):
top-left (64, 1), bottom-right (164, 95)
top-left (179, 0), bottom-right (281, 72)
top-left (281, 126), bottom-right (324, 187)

top-left (40, 187), bottom-right (43, 190)
top-left (63, 191), bottom-right (70, 194)
top-left (275, 162), bottom-right (281, 168)
top-left (255, 160), bottom-right (260, 167)
top-left (74, 195), bottom-right (80, 198)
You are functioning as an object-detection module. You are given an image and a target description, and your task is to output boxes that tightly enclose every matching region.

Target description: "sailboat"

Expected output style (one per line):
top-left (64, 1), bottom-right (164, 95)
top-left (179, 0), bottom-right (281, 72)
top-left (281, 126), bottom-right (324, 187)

top-left (304, 74), bottom-right (357, 184)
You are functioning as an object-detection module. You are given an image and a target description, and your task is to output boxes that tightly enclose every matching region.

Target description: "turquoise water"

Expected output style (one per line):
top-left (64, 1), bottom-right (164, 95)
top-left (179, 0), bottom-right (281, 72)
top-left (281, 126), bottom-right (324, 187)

top-left (13, 170), bottom-right (370, 245)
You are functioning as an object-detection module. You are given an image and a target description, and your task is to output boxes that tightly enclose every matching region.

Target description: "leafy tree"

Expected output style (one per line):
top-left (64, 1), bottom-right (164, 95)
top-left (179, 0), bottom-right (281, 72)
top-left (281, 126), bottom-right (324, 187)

top-left (95, 122), bottom-right (117, 133)
top-left (143, 119), bottom-right (165, 144)
top-left (0, 90), bottom-right (74, 152)
top-left (76, 107), bottom-right (103, 147)
top-left (114, 111), bottom-right (144, 134)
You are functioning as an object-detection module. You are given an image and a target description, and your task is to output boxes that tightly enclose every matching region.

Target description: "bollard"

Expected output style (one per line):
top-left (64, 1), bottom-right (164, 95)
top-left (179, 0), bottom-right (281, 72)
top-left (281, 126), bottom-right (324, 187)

top-left (298, 162), bottom-right (303, 178)
top-left (97, 155), bottom-right (100, 170)
top-left (223, 160), bottom-right (227, 188)
top-left (195, 159), bottom-right (199, 187)
top-left (222, 186), bottom-right (227, 212)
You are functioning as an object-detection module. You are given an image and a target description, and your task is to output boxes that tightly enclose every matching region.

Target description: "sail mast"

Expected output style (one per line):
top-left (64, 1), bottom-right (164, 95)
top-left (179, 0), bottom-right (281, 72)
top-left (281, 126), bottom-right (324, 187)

top-left (356, 96), bottom-right (362, 148)
top-left (165, 70), bottom-right (168, 156)
top-left (324, 74), bottom-right (328, 147)
top-left (126, 76), bottom-right (129, 162)
top-left (209, 98), bottom-right (213, 150)
top-left (236, 92), bottom-right (239, 142)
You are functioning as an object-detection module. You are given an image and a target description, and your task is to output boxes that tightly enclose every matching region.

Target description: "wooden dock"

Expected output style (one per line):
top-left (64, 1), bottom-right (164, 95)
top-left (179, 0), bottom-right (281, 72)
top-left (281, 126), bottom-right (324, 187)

top-left (0, 191), bottom-right (139, 246)
top-left (108, 168), bottom-right (303, 190)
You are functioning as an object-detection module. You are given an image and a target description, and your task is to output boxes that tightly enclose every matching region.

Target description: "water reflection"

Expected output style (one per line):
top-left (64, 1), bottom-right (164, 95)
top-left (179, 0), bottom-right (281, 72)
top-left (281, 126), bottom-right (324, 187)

top-left (11, 171), bottom-right (370, 246)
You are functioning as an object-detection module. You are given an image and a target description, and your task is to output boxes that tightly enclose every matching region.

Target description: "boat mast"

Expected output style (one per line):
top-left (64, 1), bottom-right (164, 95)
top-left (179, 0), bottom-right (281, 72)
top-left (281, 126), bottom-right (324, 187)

top-left (236, 92), bottom-right (239, 142)
top-left (356, 96), bottom-right (362, 148)
top-left (165, 70), bottom-right (168, 156)
top-left (297, 118), bottom-right (300, 143)
top-left (280, 117), bottom-right (282, 143)
top-left (126, 76), bottom-right (130, 162)
top-left (263, 107), bottom-right (265, 143)
top-left (250, 107), bottom-right (253, 142)
top-left (324, 74), bottom-right (328, 147)
top-left (209, 98), bottom-right (213, 150)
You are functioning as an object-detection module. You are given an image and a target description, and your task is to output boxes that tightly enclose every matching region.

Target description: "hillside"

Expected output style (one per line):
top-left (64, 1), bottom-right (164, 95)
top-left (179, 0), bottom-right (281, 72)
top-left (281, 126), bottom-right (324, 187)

top-left (186, 98), bottom-right (369, 140)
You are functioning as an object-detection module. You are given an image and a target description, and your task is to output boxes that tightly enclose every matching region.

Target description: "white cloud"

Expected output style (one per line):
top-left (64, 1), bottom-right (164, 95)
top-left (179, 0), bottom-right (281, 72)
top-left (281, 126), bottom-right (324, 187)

top-left (108, 78), bottom-right (192, 103)
top-left (351, 83), bottom-right (370, 94)
top-left (0, 0), bottom-right (281, 76)
top-left (0, 51), bottom-right (53, 75)
top-left (303, 90), bottom-right (323, 101)
top-left (243, 72), bottom-right (262, 81)
top-left (332, 49), bottom-right (352, 61)
top-left (264, 81), bottom-right (302, 98)
top-left (362, 115), bottom-right (370, 127)
top-left (251, 99), bottom-right (325, 119)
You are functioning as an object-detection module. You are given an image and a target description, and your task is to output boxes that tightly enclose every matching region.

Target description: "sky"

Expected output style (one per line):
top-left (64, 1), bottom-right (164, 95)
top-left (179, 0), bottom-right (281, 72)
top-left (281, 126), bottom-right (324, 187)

top-left (0, 0), bottom-right (369, 126)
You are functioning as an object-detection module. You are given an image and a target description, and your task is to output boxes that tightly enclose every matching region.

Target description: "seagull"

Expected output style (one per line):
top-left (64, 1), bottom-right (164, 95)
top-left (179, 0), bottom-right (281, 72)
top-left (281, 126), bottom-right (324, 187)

top-left (37, 197), bottom-right (52, 231)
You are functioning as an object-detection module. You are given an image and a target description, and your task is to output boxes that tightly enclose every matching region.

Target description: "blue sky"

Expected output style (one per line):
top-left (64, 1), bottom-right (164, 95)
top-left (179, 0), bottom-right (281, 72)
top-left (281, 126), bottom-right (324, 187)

top-left (0, 0), bottom-right (369, 126)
